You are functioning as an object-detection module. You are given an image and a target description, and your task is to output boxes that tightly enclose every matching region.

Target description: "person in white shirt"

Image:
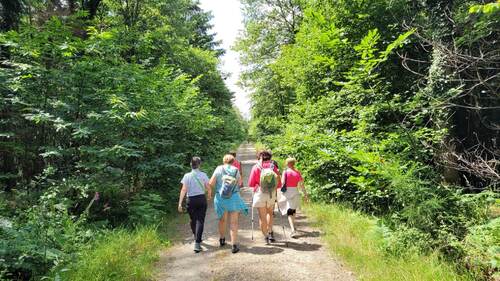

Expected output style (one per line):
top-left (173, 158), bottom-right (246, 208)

top-left (178, 157), bottom-right (211, 253)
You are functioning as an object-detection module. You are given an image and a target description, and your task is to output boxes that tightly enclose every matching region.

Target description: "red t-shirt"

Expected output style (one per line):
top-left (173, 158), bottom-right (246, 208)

top-left (248, 161), bottom-right (281, 192)
top-left (282, 168), bottom-right (303, 188)
top-left (232, 159), bottom-right (241, 173)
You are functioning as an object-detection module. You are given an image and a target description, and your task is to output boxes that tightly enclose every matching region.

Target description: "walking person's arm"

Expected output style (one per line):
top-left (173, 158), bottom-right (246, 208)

top-left (275, 168), bottom-right (282, 189)
top-left (178, 184), bottom-right (188, 213)
top-left (209, 166), bottom-right (218, 195)
top-left (238, 165), bottom-right (244, 187)
top-left (205, 182), bottom-right (212, 201)
top-left (208, 175), bottom-right (216, 195)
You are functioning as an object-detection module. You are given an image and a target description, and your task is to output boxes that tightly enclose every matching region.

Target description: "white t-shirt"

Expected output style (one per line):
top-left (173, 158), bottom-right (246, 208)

top-left (181, 169), bottom-right (209, 197)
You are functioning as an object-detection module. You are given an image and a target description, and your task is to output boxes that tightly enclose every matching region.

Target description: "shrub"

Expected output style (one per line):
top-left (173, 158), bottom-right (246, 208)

top-left (0, 205), bottom-right (90, 280)
top-left (128, 193), bottom-right (166, 226)
top-left (461, 218), bottom-right (500, 279)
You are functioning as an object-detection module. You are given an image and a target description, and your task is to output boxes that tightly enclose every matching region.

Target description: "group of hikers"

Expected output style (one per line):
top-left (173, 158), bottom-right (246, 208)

top-left (177, 150), bottom-right (309, 254)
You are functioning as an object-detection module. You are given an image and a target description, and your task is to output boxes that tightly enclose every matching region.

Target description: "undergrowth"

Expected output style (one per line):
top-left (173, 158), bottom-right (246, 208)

top-left (306, 203), bottom-right (475, 281)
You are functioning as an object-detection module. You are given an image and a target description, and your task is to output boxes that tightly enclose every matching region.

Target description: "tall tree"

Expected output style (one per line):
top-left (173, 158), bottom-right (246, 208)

top-left (235, 0), bottom-right (304, 136)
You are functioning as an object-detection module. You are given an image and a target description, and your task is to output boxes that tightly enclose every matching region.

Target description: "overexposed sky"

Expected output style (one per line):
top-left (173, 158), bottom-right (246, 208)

top-left (199, 0), bottom-right (250, 119)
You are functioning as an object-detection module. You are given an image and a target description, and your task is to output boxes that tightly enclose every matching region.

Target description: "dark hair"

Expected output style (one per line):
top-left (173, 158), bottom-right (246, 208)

top-left (191, 157), bottom-right (201, 169)
top-left (229, 151), bottom-right (237, 157)
top-left (259, 150), bottom-right (272, 161)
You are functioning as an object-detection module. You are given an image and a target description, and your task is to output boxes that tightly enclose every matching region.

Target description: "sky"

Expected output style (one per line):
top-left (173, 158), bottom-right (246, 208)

top-left (198, 0), bottom-right (250, 119)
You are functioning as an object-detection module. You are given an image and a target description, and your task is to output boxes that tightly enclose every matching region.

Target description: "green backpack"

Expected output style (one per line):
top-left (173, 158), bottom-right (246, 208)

top-left (258, 162), bottom-right (277, 195)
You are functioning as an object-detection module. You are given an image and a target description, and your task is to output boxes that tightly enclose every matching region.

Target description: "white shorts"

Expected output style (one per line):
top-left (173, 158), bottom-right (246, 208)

top-left (252, 189), bottom-right (277, 208)
top-left (277, 187), bottom-right (301, 215)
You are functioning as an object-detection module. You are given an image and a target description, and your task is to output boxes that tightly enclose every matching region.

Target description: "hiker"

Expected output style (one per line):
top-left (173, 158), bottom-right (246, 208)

top-left (209, 154), bottom-right (248, 254)
top-left (229, 151), bottom-right (243, 187)
top-left (248, 150), bottom-right (281, 244)
top-left (178, 157), bottom-right (211, 253)
top-left (278, 157), bottom-right (309, 238)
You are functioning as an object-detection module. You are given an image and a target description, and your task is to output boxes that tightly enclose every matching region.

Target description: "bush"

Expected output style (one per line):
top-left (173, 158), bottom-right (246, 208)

top-left (0, 204), bottom-right (90, 280)
top-left (461, 218), bottom-right (500, 279)
top-left (381, 224), bottom-right (434, 256)
top-left (128, 193), bottom-right (166, 226)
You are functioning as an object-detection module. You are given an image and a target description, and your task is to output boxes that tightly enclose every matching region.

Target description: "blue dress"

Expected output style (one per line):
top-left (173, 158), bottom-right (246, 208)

top-left (212, 165), bottom-right (249, 219)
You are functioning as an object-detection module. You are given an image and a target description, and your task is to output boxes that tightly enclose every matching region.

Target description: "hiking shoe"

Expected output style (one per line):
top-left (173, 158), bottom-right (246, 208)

top-left (194, 242), bottom-right (202, 253)
top-left (231, 244), bottom-right (240, 254)
top-left (264, 235), bottom-right (270, 245)
top-left (268, 231), bottom-right (276, 243)
top-left (290, 231), bottom-right (299, 239)
top-left (219, 237), bottom-right (226, 247)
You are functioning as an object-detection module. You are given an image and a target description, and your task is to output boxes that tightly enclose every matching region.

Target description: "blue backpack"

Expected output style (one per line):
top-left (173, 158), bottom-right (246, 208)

top-left (220, 165), bottom-right (238, 199)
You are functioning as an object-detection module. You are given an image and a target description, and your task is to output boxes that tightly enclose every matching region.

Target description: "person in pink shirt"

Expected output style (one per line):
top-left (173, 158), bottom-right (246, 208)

top-left (229, 151), bottom-right (243, 187)
top-left (248, 150), bottom-right (281, 244)
top-left (277, 157), bottom-right (309, 238)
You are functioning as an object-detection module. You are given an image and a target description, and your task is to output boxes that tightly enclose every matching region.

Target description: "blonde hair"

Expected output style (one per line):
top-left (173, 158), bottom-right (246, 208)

top-left (286, 157), bottom-right (296, 167)
top-left (223, 154), bottom-right (235, 164)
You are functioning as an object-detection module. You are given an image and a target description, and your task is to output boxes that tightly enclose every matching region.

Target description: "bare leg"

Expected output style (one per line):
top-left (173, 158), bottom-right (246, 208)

top-left (288, 214), bottom-right (296, 232)
top-left (257, 207), bottom-right (268, 236)
top-left (266, 205), bottom-right (274, 234)
top-left (219, 212), bottom-right (228, 238)
top-left (229, 211), bottom-right (240, 245)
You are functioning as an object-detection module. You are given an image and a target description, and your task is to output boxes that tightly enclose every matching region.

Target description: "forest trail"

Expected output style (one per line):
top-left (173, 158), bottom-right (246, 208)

top-left (155, 143), bottom-right (356, 281)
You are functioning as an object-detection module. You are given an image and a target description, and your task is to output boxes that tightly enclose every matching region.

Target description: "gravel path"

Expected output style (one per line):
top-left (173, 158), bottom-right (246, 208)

top-left (155, 143), bottom-right (356, 281)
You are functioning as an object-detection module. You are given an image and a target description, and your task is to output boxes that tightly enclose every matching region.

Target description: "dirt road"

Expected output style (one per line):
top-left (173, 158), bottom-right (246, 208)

top-left (155, 143), bottom-right (356, 281)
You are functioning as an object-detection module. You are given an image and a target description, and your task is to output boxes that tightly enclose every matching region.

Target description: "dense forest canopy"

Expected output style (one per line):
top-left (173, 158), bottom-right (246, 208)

top-left (0, 0), bottom-right (499, 280)
top-left (0, 0), bottom-right (245, 279)
top-left (236, 0), bottom-right (499, 279)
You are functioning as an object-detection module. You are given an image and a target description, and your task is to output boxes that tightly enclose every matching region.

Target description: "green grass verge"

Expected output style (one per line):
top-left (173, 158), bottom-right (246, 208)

top-left (305, 203), bottom-right (473, 281)
top-left (58, 227), bottom-right (163, 281)
top-left (58, 214), bottom-right (187, 281)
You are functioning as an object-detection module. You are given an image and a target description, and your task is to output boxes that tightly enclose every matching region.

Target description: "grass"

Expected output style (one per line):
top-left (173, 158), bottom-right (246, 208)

top-left (157, 211), bottom-right (189, 242)
top-left (58, 213), bottom-right (187, 281)
top-left (59, 227), bottom-right (163, 281)
top-left (305, 203), bottom-right (473, 281)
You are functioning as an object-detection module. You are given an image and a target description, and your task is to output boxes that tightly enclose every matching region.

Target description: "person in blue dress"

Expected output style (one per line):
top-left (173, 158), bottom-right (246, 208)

top-left (209, 154), bottom-right (248, 253)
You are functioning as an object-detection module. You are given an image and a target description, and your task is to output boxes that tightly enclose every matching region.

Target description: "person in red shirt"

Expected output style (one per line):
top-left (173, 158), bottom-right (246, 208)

top-left (277, 157), bottom-right (309, 238)
top-left (248, 150), bottom-right (281, 243)
top-left (230, 151), bottom-right (243, 187)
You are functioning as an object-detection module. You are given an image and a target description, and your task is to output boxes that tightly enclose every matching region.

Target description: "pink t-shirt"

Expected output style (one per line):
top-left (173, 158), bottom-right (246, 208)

top-left (282, 168), bottom-right (303, 188)
top-left (248, 161), bottom-right (281, 192)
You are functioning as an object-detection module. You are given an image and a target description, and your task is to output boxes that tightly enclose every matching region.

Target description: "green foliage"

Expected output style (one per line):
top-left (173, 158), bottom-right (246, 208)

top-left (461, 218), bottom-right (500, 279)
top-left (307, 203), bottom-right (473, 281)
top-left (0, 0), bottom-right (246, 279)
top-left (0, 186), bottom-right (92, 280)
top-left (239, 0), bottom-right (499, 279)
top-left (128, 193), bottom-right (166, 226)
top-left (57, 227), bottom-right (163, 281)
